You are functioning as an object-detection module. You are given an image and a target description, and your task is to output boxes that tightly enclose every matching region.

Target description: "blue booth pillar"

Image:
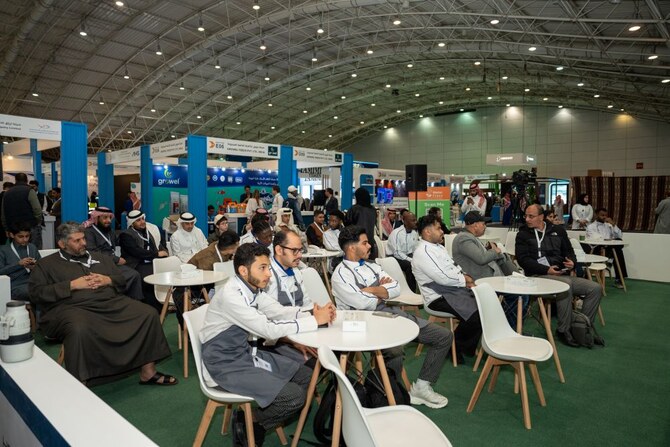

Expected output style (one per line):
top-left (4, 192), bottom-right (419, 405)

top-left (279, 145), bottom-right (293, 194)
top-left (140, 145), bottom-right (154, 224)
top-left (341, 153), bottom-right (354, 210)
top-left (187, 135), bottom-right (207, 234)
top-left (30, 139), bottom-right (45, 193)
top-left (60, 122), bottom-right (88, 223)
top-left (97, 152), bottom-right (114, 211)
top-left (51, 162), bottom-right (58, 189)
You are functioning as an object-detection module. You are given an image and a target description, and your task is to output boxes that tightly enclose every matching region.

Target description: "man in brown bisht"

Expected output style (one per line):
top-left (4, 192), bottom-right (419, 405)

top-left (29, 221), bottom-right (177, 386)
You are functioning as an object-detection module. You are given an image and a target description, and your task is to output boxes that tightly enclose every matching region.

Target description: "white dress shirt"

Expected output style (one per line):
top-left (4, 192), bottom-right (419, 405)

top-left (586, 220), bottom-right (622, 240)
top-left (412, 239), bottom-right (466, 306)
top-left (461, 195), bottom-right (486, 215)
top-left (266, 256), bottom-right (313, 309)
top-left (323, 228), bottom-right (341, 252)
top-left (387, 226), bottom-right (419, 261)
top-left (331, 259), bottom-right (400, 310)
top-left (271, 193), bottom-right (284, 214)
top-left (169, 226), bottom-right (208, 263)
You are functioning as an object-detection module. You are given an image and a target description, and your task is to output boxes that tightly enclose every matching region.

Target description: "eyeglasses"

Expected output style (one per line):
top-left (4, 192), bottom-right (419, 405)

top-left (280, 245), bottom-right (303, 255)
top-left (524, 214), bottom-right (540, 219)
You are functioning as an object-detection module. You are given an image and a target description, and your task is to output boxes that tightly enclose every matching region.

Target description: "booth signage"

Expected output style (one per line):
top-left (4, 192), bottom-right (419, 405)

top-left (485, 153), bottom-right (537, 166)
top-left (293, 147), bottom-right (343, 165)
top-left (106, 146), bottom-right (141, 164)
top-left (0, 114), bottom-right (61, 141)
top-left (151, 138), bottom-right (187, 157)
top-left (206, 167), bottom-right (278, 187)
top-left (207, 137), bottom-right (280, 159)
top-left (153, 165), bottom-right (188, 187)
top-left (376, 169), bottom-right (405, 181)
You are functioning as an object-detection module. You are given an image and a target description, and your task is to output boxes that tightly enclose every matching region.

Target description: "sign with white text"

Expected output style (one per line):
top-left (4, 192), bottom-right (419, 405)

top-left (293, 147), bottom-right (343, 165)
top-left (0, 114), bottom-right (61, 141)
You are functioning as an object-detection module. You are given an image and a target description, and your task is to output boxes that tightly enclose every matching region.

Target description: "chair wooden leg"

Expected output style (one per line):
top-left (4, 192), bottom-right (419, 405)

top-left (401, 367), bottom-right (412, 391)
top-left (537, 297), bottom-right (566, 383)
top-left (517, 362), bottom-right (532, 429)
top-left (275, 427), bottom-right (288, 445)
top-left (178, 323), bottom-right (182, 350)
top-left (473, 347), bottom-right (484, 372)
top-left (466, 356), bottom-right (495, 413)
top-left (488, 365), bottom-right (501, 393)
top-left (193, 399), bottom-right (222, 447)
top-left (528, 363), bottom-right (547, 406)
top-left (449, 318), bottom-right (458, 367)
top-left (183, 290), bottom-right (190, 378)
top-left (159, 287), bottom-right (173, 324)
top-left (201, 287), bottom-right (210, 304)
top-left (26, 303), bottom-right (37, 333)
top-left (221, 404), bottom-right (232, 434)
top-left (597, 305), bottom-right (605, 326)
top-left (599, 270), bottom-right (607, 296)
top-left (242, 403), bottom-right (255, 447)
top-left (57, 344), bottom-right (65, 366)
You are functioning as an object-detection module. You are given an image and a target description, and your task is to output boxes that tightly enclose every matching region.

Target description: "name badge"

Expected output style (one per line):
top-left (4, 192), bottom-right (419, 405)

top-left (253, 356), bottom-right (272, 372)
top-left (538, 256), bottom-right (550, 267)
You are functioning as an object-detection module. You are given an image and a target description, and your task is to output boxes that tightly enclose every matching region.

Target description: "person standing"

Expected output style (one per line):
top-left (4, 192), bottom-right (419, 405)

top-left (346, 187), bottom-right (378, 258)
top-left (571, 193), bottom-right (593, 230)
top-left (245, 190), bottom-right (262, 219)
top-left (239, 185), bottom-right (252, 204)
top-left (553, 194), bottom-right (565, 224)
top-left (270, 185), bottom-right (284, 217)
top-left (50, 187), bottom-right (62, 229)
top-left (387, 211), bottom-right (419, 291)
top-left (324, 187), bottom-right (338, 216)
top-left (0, 181), bottom-right (14, 245)
top-left (283, 186), bottom-right (305, 230)
top-left (654, 190), bottom-right (670, 234)
top-left (1, 173), bottom-right (43, 249)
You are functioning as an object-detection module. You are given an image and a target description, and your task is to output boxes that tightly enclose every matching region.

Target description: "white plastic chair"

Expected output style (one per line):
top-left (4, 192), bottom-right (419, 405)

top-left (38, 248), bottom-right (59, 258)
top-left (152, 256), bottom-right (182, 324)
top-left (183, 305), bottom-right (288, 447)
top-left (569, 239), bottom-right (606, 324)
top-left (318, 346), bottom-right (452, 447)
top-left (374, 235), bottom-right (386, 258)
top-left (301, 267), bottom-right (332, 306)
top-left (466, 283), bottom-right (554, 429)
top-left (213, 261), bottom-right (235, 293)
top-left (443, 234), bottom-right (457, 256)
top-left (505, 230), bottom-right (518, 257)
top-left (375, 257), bottom-right (423, 307)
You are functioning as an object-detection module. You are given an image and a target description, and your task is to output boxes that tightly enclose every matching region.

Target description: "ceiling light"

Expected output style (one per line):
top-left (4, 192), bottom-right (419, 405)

top-left (264, 74), bottom-right (270, 81)
top-left (506, 104), bottom-right (511, 107)
top-left (333, 116), bottom-right (338, 119)
top-left (577, 81), bottom-right (584, 87)
top-left (271, 126), bottom-right (275, 129)
top-left (123, 67), bottom-right (130, 79)
top-left (341, 95), bottom-right (346, 99)
top-left (99, 100), bottom-right (105, 105)
top-left (383, 125), bottom-right (388, 129)
top-left (328, 134), bottom-right (333, 137)
top-left (396, 109), bottom-right (401, 113)
top-left (196, 115), bottom-right (202, 119)
top-left (215, 60), bottom-right (221, 69)
top-left (305, 86), bottom-right (311, 91)
top-left (260, 40), bottom-right (266, 50)
top-left (543, 97), bottom-right (548, 101)
top-left (79, 23), bottom-right (87, 37)
top-left (127, 130), bottom-right (132, 134)
top-left (171, 134), bottom-right (176, 138)
top-left (465, 87), bottom-right (471, 91)
top-left (474, 61), bottom-right (481, 66)
top-left (393, 17), bottom-right (402, 26)
top-left (415, 93), bottom-right (420, 97)
top-left (301, 130), bottom-right (305, 134)
top-left (155, 42), bottom-right (162, 56)
top-left (367, 49), bottom-right (374, 55)
top-left (197, 16), bottom-right (205, 32)
top-left (487, 96), bottom-right (492, 100)
top-left (502, 76), bottom-right (508, 80)
top-left (558, 105), bottom-right (563, 108)
top-left (360, 121), bottom-right (365, 124)
top-left (529, 46), bottom-right (537, 51)
top-left (648, 55), bottom-right (658, 60)
top-left (662, 79), bottom-right (670, 83)
top-left (439, 101), bottom-right (444, 104)
top-left (556, 66), bottom-right (564, 71)
top-left (227, 94), bottom-right (233, 99)
top-left (385, 83), bottom-right (391, 88)
top-left (629, 25), bottom-right (641, 32)
top-left (620, 108), bottom-right (625, 112)
top-left (150, 106), bottom-right (156, 112)
top-left (490, 19), bottom-right (499, 25)
top-left (268, 102), bottom-right (273, 106)
top-left (607, 104), bottom-right (613, 108)
top-left (7, 155), bottom-right (13, 160)
top-left (459, 108), bottom-right (464, 112)
top-left (317, 23), bottom-right (324, 34)
top-left (524, 88), bottom-right (530, 92)
top-left (115, 1), bottom-right (124, 6)
top-left (407, 63), bottom-right (413, 68)
top-left (2, 141), bottom-right (7, 145)
top-left (253, 0), bottom-right (260, 11)
top-left (351, 73), bottom-right (357, 78)
top-left (32, 92), bottom-right (39, 97)
top-left (419, 114), bottom-right (424, 118)
top-left (370, 103), bottom-right (376, 107)
top-left (438, 42), bottom-right (445, 47)
top-left (303, 110), bottom-right (308, 114)
top-left (439, 76), bottom-right (445, 80)
top-left (179, 82), bottom-right (185, 90)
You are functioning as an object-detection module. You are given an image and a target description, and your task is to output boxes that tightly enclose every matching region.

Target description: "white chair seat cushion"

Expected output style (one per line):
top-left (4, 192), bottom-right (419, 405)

top-left (387, 292), bottom-right (424, 306)
top-left (364, 406), bottom-right (452, 446)
top-left (587, 263), bottom-right (607, 271)
top-left (424, 307), bottom-right (456, 319)
top-left (203, 385), bottom-right (255, 404)
top-left (487, 336), bottom-right (553, 362)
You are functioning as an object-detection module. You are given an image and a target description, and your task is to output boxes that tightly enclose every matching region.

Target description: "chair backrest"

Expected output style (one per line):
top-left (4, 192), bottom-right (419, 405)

top-left (318, 346), bottom-right (376, 447)
top-left (444, 234), bottom-right (457, 256)
top-left (569, 238), bottom-right (587, 262)
top-left (375, 257), bottom-right (414, 296)
top-left (152, 256), bottom-right (182, 303)
top-left (213, 261), bottom-right (236, 292)
top-left (505, 230), bottom-right (518, 256)
top-left (471, 283), bottom-right (517, 355)
top-left (183, 304), bottom-right (209, 385)
top-left (38, 249), bottom-right (59, 258)
top-left (301, 267), bottom-right (331, 306)
top-left (374, 235), bottom-right (386, 258)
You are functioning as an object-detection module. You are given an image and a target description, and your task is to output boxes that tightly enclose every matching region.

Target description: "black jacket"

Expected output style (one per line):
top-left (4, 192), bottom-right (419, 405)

top-left (118, 228), bottom-right (165, 269)
top-left (515, 222), bottom-right (576, 276)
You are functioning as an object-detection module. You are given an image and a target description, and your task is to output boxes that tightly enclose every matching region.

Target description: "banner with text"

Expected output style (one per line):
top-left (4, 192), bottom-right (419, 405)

top-left (0, 114), bottom-right (61, 141)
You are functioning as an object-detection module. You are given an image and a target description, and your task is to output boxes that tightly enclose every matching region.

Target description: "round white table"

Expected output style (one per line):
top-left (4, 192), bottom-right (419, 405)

top-left (475, 276), bottom-right (570, 383)
top-left (301, 249), bottom-right (342, 296)
top-left (144, 270), bottom-right (228, 378)
top-left (583, 239), bottom-right (628, 292)
top-left (288, 312), bottom-right (419, 447)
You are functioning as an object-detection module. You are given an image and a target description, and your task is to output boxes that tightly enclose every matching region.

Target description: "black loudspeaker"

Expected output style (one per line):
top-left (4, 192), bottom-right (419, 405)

top-left (405, 164), bottom-right (428, 192)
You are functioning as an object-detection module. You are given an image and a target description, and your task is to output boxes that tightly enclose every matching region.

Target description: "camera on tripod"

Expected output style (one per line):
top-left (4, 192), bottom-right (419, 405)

top-left (512, 169), bottom-right (537, 186)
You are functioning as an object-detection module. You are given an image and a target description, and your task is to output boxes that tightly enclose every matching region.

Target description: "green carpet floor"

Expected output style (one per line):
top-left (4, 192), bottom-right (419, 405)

top-left (36, 278), bottom-right (670, 446)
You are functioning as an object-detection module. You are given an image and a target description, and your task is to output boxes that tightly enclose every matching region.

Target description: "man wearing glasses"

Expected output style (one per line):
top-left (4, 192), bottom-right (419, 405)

top-left (515, 204), bottom-right (603, 347)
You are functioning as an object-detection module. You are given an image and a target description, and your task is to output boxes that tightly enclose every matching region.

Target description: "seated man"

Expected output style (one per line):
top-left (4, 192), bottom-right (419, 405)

top-left (0, 221), bottom-right (41, 300)
top-left (412, 215), bottom-right (482, 360)
top-left (83, 206), bottom-right (143, 301)
top-left (387, 211), bottom-right (419, 292)
top-left (381, 208), bottom-right (397, 240)
top-left (323, 210), bottom-right (344, 272)
top-left (586, 207), bottom-right (627, 288)
top-left (118, 210), bottom-right (169, 311)
top-left (305, 210), bottom-right (326, 247)
top-left (207, 214), bottom-right (229, 244)
top-left (452, 211), bottom-right (527, 328)
top-left (331, 225), bottom-right (452, 409)
top-left (189, 230), bottom-right (239, 271)
top-left (516, 204), bottom-right (603, 347)
top-left (169, 212), bottom-right (209, 263)
top-left (29, 222), bottom-right (175, 386)
top-left (200, 243), bottom-right (335, 445)
top-left (240, 219), bottom-right (274, 248)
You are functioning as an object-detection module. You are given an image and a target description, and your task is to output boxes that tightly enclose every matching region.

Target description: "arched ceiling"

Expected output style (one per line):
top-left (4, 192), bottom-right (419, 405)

top-left (0, 0), bottom-right (669, 159)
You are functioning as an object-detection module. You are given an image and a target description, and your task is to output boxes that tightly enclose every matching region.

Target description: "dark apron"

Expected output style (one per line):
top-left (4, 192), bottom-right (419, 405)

top-left (202, 325), bottom-right (300, 408)
top-left (425, 282), bottom-right (478, 321)
top-left (271, 267), bottom-right (304, 307)
top-left (343, 263), bottom-right (428, 329)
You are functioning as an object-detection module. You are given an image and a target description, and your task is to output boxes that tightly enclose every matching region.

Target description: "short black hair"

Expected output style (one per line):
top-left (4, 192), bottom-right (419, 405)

top-left (273, 228), bottom-right (299, 250)
top-left (428, 206), bottom-right (441, 216)
top-left (272, 185), bottom-right (280, 192)
top-left (233, 243), bottom-right (270, 275)
top-left (329, 210), bottom-right (345, 221)
top-left (338, 225), bottom-right (367, 251)
top-left (252, 219), bottom-right (272, 235)
top-left (594, 207), bottom-right (608, 214)
top-left (3, 182), bottom-right (14, 189)
top-left (217, 230), bottom-right (240, 250)
top-left (417, 214), bottom-right (441, 234)
top-left (53, 187), bottom-right (61, 194)
top-left (208, 205), bottom-right (215, 211)
top-left (313, 209), bottom-right (324, 218)
top-left (15, 173), bottom-right (28, 183)
top-left (29, 180), bottom-right (39, 186)
top-left (251, 212), bottom-right (270, 226)
top-left (8, 221), bottom-right (32, 234)
top-left (326, 187), bottom-right (334, 195)
top-left (244, 185), bottom-right (251, 189)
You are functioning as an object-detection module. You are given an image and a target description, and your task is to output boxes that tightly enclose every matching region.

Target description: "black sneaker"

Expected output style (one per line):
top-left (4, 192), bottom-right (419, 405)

top-left (232, 409), bottom-right (246, 447)
top-left (556, 330), bottom-right (579, 348)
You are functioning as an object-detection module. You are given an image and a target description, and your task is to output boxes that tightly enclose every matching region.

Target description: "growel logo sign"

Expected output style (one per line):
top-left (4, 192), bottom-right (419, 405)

top-left (267, 145), bottom-right (279, 157)
top-left (153, 165), bottom-right (188, 187)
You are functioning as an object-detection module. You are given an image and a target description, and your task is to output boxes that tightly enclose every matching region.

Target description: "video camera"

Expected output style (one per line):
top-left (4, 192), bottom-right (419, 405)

top-left (512, 169), bottom-right (537, 186)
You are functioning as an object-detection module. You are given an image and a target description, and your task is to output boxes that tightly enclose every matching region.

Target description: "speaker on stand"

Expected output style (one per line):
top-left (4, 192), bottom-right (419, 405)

top-left (406, 164), bottom-right (427, 215)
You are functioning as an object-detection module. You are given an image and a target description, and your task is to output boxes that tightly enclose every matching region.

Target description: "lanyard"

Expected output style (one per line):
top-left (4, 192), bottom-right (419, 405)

top-left (58, 250), bottom-right (99, 269)
top-left (216, 247), bottom-right (224, 263)
top-left (92, 225), bottom-right (113, 247)
top-left (133, 228), bottom-right (151, 250)
top-left (534, 227), bottom-right (546, 258)
top-left (11, 242), bottom-right (31, 273)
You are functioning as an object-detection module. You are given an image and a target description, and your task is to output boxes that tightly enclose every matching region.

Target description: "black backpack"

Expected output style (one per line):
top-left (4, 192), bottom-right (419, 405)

top-left (364, 367), bottom-right (410, 408)
top-left (570, 310), bottom-right (604, 348)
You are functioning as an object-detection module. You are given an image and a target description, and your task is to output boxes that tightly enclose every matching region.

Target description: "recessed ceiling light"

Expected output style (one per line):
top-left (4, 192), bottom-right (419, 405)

top-left (32, 92), bottom-right (39, 97)
top-left (407, 63), bottom-right (413, 68)
top-left (367, 49), bottom-right (374, 54)
top-left (227, 94), bottom-right (233, 99)
top-left (490, 19), bottom-right (500, 25)
top-left (524, 88), bottom-right (530, 92)
top-left (370, 103), bottom-right (376, 107)
top-left (385, 83), bottom-right (391, 88)
top-left (607, 104), bottom-right (613, 108)
top-left (383, 125), bottom-right (388, 129)
top-left (99, 100), bottom-right (105, 105)
top-left (150, 107), bottom-right (156, 112)
top-left (236, 121), bottom-right (241, 125)
top-left (465, 87), bottom-right (471, 91)
top-left (662, 79), bottom-right (670, 83)
top-left (460, 108), bottom-right (464, 112)
top-left (171, 134), bottom-right (176, 138)
top-left (396, 109), bottom-right (401, 113)
top-left (594, 94), bottom-right (600, 98)
top-left (301, 130), bottom-right (306, 134)
top-left (438, 42), bottom-right (446, 47)
top-left (439, 101), bottom-right (444, 104)
top-left (127, 130), bottom-right (132, 134)
top-left (648, 55), bottom-right (658, 60)
top-left (487, 96), bottom-right (492, 100)
top-left (419, 114), bottom-right (424, 118)
top-left (502, 76), bottom-right (508, 80)
top-left (333, 116), bottom-right (338, 119)
top-left (577, 81), bottom-right (584, 87)
top-left (196, 115), bottom-right (202, 119)
top-left (351, 73), bottom-right (357, 78)
top-left (543, 97), bottom-right (548, 101)
top-left (305, 86), bottom-right (311, 91)
top-left (393, 18), bottom-right (402, 26)
top-left (415, 93), bottom-right (420, 97)
top-left (558, 105), bottom-right (563, 109)
top-left (328, 134), bottom-right (333, 137)
top-left (474, 61), bottom-right (481, 66)
top-left (629, 25), bottom-right (641, 32)
top-left (556, 66), bottom-right (564, 71)
top-left (529, 46), bottom-right (537, 51)
top-left (341, 95), bottom-right (346, 99)
top-left (303, 110), bottom-right (308, 114)
top-left (271, 126), bottom-right (275, 129)
top-left (115, 1), bottom-right (124, 6)
top-left (439, 76), bottom-right (445, 80)
top-left (360, 121), bottom-right (365, 124)
top-left (506, 103), bottom-right (511, 107)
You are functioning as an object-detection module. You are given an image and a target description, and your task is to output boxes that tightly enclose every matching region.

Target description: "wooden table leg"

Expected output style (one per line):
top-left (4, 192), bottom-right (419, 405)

top-left (183, 288), bottom-right (190, 378)
top-left (321, 258), bottom-right (334, 301)
top-left (516, 296), bottom-right (523, 334)
top-left (612, 249), bottom-right (627, 292)
top-left (159, 287), bottom-right (173, 324)
top-left (537, 297), bottom-right (565, 383)
top-left (331, 354), bottom-right (348, 447)
top-left (290, 361), bottom-right (322, 447)
top-left (374, 350), bottom-right (397, 405)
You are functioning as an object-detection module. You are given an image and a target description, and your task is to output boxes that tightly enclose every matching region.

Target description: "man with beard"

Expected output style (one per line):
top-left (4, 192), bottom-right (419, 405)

top-left (29, 222), bottom-right (175, 386)
top-left (83, 206), bottom-right (143, 301)
top-left (118, 210), bottom-right (169, 311)
top-left (200, 243), bottom-right (335, 445)
top-left (387, 211), bottom-right (419, 291)
top-left (169, 212), bottom-right (209, 263)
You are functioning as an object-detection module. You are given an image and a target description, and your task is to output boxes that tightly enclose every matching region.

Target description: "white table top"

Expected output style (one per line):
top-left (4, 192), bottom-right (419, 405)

top-left (288, 311), bottom-right (419, 352)
top-left (143, 270), bottom-right (228, 287)
top-left (476, 276), bottom-right (570, 295)
top-left (584, 254), bottom-right (608, 263)
top-left (583, 239), bottom-right (627, 246)
top-left (301, 249), bottom-right (342, 259)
